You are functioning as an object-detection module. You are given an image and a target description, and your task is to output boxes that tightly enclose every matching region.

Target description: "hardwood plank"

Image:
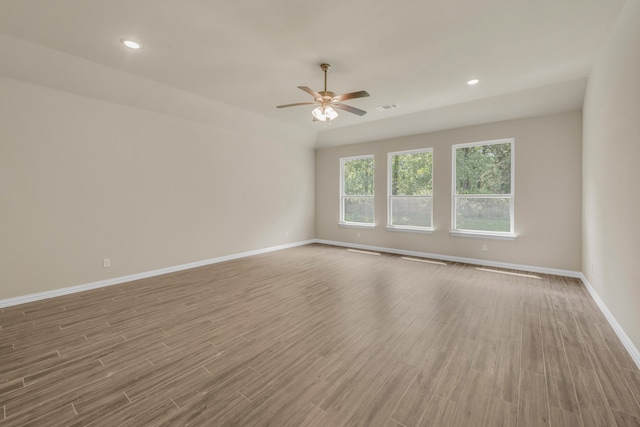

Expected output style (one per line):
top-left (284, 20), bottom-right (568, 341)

top-left (391, 348), bottom-right (450, 427)
top-left (158, 390), bottom-right (250, 426)
top-left (226, 357), bottom-right (329, 427)
top-left (22, 404), bottom-right (76, 427)
top-left (624, 368), bottom-right (640, 408)
top-left (612, 410), bottom-right (640, 427)
top-left (90, 398), bottom-right (179, 427)
top-left (153, 367), bottom-right (258, 426)
top-left (471, 334), bottom-right (500, 373)
top-left (574, 311), bottom-right (609, 349)
top-left (240, 350), bottom-right (324, 402)
top-left (0, 343), bottom-right (14, 357)
top-left (151, 366), bottom-right (213, 407)
top-left (451, 368), bottom-right (492, 427)
top-left (538, 295), bottom-right (565, 348)
top-left (544, 343), bottom-right (580, 413)
top-left (433, 337), bottom-right (477, 402)
top-left (401, 321), bottom-right (442, 366)
top-left (491, 337), bottom-right (521, 405)
top-left (0, 378), bottom-right (24, 399)
top-left (2, 359), bottom-right (106, 420)
top-left (349, 361), bottom-right (418, 427)
top-left (282, 402), bottom-right (329, 427)
top-left (521, 301), bottom-right (544, 374)
top-left (318, 370), bottom-right (383, 421)
top-left (23, 353), bottom-right (103, 387)
top-left (483, 397), bottom-right (517, 427)
top-left (0, 349), bottom-right (60, 382)
top-left (518, 369), bottom-right (550, 427)
top-left (72, 360), bottom-right (155, 414)
top-left (570, 363), bottom-right (617, 427)
top-left (556, 308), bottom-right (593, 369)
top-left (0, 245), bottom-right (636, 426)
top-left (417, 395), bottom-right (458, 427)
top-left (585, 344), bottom-right (640, 418)
top-left (550, 405), bottom-right (584, 427)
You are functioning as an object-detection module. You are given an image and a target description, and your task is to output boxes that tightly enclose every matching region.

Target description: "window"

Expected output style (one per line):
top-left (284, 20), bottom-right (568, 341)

top-left (340, 155), bottom-right (375, 226)
top-left (387, 148), bottom-right (433, 231)
top-left (452, 138), bottom-right (514, 237)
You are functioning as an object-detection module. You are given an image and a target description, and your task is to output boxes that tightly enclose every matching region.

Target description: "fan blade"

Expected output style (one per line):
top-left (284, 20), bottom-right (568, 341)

top-left (334, 90), bottom-right (370, 102)
top-left (298, 86), bottom-right (322, 99)
top-left (276, 102), bottom-right (316, 109)
top-left (334, 103), bottom-right (367, 116)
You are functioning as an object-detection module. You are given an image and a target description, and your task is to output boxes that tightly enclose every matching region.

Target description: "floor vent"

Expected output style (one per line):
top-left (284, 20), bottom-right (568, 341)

top-left (401, 256), bottom-right (447, 266)
top-left (475, 267), bottom-right (541, 279)
top-left (347, 249), bottom-right (381, 256)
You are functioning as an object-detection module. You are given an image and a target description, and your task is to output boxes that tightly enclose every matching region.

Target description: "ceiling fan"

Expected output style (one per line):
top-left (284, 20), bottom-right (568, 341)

top-left (276, 63), bottom-right (370, 122)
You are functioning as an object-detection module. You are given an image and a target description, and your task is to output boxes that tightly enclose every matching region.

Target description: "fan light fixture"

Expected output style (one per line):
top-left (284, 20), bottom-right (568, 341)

top-left (276, 63), bottom-right (370, 123)
top-left (312, 105), bottom-right (338, 122)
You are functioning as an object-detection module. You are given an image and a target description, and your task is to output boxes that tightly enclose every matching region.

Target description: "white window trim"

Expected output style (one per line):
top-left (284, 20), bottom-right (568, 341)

top-left (386, 225), bottom-right (434, 234)
top-left (451, 138), bottom-right (516, 239)
top-left (449, 230), bottom-right (516, 240)
top-left (339, 222), bottom-right (376, 229)
top-left (387, 148), bottom-right (434, 233)
top-left (339, 154), bottom-right (375, 227)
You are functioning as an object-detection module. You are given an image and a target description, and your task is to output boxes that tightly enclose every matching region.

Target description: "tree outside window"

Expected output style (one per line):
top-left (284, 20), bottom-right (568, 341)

top-left (388, 149), bottom-right (433, 230)
top-left (453, 139), bottom-right (514, 235)
top-left (340, 155), bottom-right (374, 225)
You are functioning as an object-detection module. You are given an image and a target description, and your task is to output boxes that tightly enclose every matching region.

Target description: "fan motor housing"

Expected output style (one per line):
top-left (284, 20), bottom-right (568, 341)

top-left (318, 91), bottom-right (336, 100)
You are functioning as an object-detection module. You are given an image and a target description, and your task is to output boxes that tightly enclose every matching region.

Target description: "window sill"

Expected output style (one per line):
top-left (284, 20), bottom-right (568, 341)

top-left (339, 222), bottom-right (376, 229)
top-left (449, 230), bottom-right (516, 240)
top-left (386, 226), bottom-right (434, 234)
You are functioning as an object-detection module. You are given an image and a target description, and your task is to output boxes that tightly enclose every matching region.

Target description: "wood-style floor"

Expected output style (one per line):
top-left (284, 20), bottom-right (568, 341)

top-left (1, 244), bottom-right (639, 426)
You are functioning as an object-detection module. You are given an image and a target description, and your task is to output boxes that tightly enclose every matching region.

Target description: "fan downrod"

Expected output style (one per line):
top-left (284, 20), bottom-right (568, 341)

top-left (320, 64), bottom-right (332, 97)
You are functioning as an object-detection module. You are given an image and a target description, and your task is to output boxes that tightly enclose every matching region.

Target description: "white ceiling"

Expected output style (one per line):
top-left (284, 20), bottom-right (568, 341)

top-left (0, 0), bottom-right (625, 147)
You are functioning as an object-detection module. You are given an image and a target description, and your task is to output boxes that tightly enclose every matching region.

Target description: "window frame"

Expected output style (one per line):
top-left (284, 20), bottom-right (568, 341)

top-left (387, 148), bottom-right (434, 233)
top-left (339, 154), bottom-right (375, 227)
top-left (451, 138), bottom-right (515, 239)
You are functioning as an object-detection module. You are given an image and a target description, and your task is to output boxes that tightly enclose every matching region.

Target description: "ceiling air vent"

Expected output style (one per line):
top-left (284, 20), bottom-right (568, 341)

top-left (375, 103), bottom-right (399, 112)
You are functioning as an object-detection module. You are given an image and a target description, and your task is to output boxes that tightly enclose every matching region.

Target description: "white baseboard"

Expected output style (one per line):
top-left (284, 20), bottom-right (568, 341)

top-left (313, 239), bottom-right (582, 277)
top-left (0, 240), bottom-right (315, 309)
top-left (4, 238), bottom-right (638, 370)
top-left (313, 238), bottom-right (640, 369)
top-left (579, 274), bottom-right (640, 369)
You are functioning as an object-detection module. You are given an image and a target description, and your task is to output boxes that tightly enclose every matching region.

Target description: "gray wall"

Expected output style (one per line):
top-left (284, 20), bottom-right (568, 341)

top-left (316, 111), bottom-right (583, 271)
top-left (583, 0), bottom-right (640, 354)
top-left (0, 73), bottom-right (315, 300)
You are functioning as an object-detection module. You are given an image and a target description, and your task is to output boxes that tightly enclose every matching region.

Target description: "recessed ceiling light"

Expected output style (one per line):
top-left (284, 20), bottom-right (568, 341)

top-left (121, 39), bottom-right (141, 49)
top-left (467, 78), bottom-right (480, 85)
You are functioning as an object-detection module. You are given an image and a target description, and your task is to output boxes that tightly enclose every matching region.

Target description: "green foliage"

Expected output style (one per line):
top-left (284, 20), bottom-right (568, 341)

top-left (344, 197), bottom-right (374, 223)
top-left (343, 158), bottom-right (374, 195)
top-left (391, 196), bottom-right (432, 227)
top-left (455, 197), bottom-right (511, 232)
top-left (391, 152), bottom-right (432, 195)
top-left (455, 143), bottom-right (511, 195)
top-left (456, 218), bottom-right (510, 232)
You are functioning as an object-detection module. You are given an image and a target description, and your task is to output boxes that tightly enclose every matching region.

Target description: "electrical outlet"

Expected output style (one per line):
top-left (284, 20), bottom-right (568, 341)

top-left (357, 232), bottom-right (361, 238)
top-left (285, 231), bottom-right (289, 238)
top-left (103, 258), bottom-right (111, 268)
top-left (482, 244), bottom-right (488, 252)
